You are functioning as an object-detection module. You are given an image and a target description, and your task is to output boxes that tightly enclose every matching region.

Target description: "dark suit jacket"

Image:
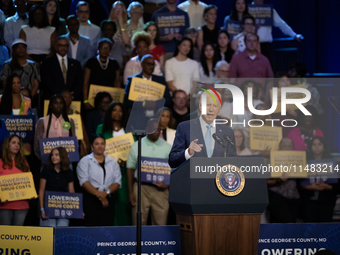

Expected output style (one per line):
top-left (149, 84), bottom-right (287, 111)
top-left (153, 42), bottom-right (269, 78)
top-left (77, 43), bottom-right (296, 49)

top-left (124, 72), bottom-right (173, 110)
top-left (40, 55), bottom-right (83, 101)
top-left (169, 117), bottom-right (236, 168)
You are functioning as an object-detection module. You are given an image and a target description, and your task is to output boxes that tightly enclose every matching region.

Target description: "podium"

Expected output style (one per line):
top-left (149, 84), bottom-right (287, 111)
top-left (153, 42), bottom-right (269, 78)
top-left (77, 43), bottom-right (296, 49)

top-left (169, 157), bottom-right (268, 255)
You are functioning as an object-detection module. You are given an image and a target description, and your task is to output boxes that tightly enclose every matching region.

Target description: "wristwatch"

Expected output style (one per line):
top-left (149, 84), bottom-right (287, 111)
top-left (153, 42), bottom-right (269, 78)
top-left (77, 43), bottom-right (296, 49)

top-left (106, 189), bottom-right (111, 196)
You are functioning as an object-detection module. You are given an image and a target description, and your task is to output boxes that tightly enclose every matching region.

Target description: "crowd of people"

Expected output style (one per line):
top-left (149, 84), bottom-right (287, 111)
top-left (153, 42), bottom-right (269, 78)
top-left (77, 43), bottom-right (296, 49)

top-left (0, 0), bottom-right (337, 228)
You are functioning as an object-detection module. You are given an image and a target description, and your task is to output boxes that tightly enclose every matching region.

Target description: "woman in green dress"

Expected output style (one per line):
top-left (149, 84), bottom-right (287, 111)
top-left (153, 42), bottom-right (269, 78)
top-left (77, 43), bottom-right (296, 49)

top-left (96, 102), bottom-right (131, 225)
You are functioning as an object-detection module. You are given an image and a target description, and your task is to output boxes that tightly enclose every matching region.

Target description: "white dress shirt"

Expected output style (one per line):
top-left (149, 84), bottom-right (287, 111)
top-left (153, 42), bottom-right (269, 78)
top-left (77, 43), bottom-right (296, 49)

top-left (56, 53), bottom-right (68, 70)
top-left (178, 0), bottom-right (207, 29)
top-left (70, 40), bottom-right (79, 60)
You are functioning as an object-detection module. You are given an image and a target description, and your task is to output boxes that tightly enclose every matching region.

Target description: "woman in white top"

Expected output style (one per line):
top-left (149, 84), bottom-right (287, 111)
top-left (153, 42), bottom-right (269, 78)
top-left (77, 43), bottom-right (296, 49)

top-left (199, 42), bottom-right (217, 79)
top-left (234, 129), bottom-right (252, 156)
top-left (19, 5), bottom-right (56, 63)
top-left (165, 37), bottom-right (199, 95)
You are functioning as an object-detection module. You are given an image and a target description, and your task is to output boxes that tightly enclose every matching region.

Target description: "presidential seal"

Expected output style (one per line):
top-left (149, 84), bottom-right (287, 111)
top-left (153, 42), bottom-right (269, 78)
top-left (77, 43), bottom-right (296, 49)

top-left (215, 164), bottom-right (245, 196)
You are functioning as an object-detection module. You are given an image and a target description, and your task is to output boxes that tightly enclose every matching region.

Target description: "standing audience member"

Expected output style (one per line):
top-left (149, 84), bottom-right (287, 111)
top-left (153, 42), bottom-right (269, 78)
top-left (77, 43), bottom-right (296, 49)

top-left (40, 36), bottom-right (83, 100)
top-left (19, 5), bottom-right (57, 63)
top-left (184, 27), bottom-right (200, 62)
top-left (1, 39), bottom-right (40, 97)
top-left (123, 31), bottom-right (161, 84)
top-left (223, 0), bottom-right (249, 39)
top-left (178, 0), bottom-right (207, 29)
top-left (39, 147), bottom-right (75, 227)
top-left (76, 1), bottom-right (101, 54)
top-left (157, 107), bottom-right (176, 145)
top-left (127, 119), bottom-right (172, 225)
top-left (76, 135), bottom-right (121, 226)
top-left (199, 42), bottom-right (217, 78)
top-left (0, 0), bottom-right (15, 18)
top-left (234, 129), bottom-right (252, 155)
top-left (4, 0), bottom-right (28, 52)
top-left (151, 0), bottom-right (190, 60)
top-left (165, 37), bottom-right (199, 94)
top-left (215, 60), bottom-right (230, 79)
top-left (229, 33), bottom-right (273, 79)
top-left (171, 90), bottom-right (189, 129)
top-left (197, 5), bottom-right (219, 51)
top-left (215, 29), bottom-right (234, 63)
top-left (0, 135), bottom-right (31, 226)
top-left (65, 15), bottom-right (92, 68)
top-left (126, 2), bottom-right (144, 35)
top-left (144, 21), bottom-right (165, 71)
top-left (43, 0), bottom-right (67, 36)
top-left (83, 38), bottom-right (120, 110)
top-left (70, 0), bottom-right (109, 27)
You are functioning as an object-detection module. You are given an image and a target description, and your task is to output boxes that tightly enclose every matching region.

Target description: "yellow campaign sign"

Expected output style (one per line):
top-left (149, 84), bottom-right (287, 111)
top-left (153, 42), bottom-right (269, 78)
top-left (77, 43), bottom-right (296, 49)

top-left (0, 172), bottom-right (37, 202)
top-left (44, 100), bottom-right (81, 116)
top-left (270, 84), bottom-right (307, 113)
top-left (250, 126), bottom-right (282, 151)
top-left (128, 77), bottom-right (165, 101)
top-left (270, 150), bottom-right (307, 178)
top-left (0, 226), bottom-right (53, 255)
top-left (68, 114), bottom-right (83, 140)
top-left (105, 133), bottom-right (134, 161)
top-left (88, 85), bottom-right (124, 106)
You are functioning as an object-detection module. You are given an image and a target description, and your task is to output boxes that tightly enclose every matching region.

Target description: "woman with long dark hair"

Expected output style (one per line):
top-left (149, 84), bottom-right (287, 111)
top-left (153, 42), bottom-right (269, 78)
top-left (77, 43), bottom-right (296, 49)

top-left (0, 135), bottom-right (31, 225)
top-left (34, 94), bottom-right (75, 159)
top-left (96, 102), bottom-right (130, 226)
top-left (19, 5), bottom-right (57, 63)
top-left (197, 5), bottom-right (219, 51)
top-left (165, 37), bottom-right (199, 94)
top-left (144, 21), bottom-right (165, 71)
top-left (39, 147), bottom-right (74, 227)
top-left (223, 0), bottom-right (249, 39)
top-left (215, 30), bottom-right (235, 63)
top-left (199, 42), bottom-right (218, 78)
top-left (43, 0), bottom-right (67, 36)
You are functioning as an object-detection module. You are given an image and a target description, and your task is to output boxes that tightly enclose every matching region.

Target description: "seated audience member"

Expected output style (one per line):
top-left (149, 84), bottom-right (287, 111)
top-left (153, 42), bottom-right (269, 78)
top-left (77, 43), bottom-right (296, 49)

top-left (0, 135), bottom-right (31, 226)
top-left (215, 30), bottom-right (234, 63)
top-left (40, 36), bottom-right (83, 100)
top-left (1, 39), bottom-right (40, 97)
top-left (178, 0), bottom-right (207, 29)
top-left (229, 33), bottom-right (273, 79)
top-left (267, 138), bottom-right (300, 223)
top-left (124, 32), bottom-right (161, 85)
top-left (100, 20), bottom-right (127, 69)
top-left (126, 2), bottom-right (144, 35)
top-left (171, 90), bottom-right (189, 129)
top-left (0, 46), bottom-right (9, 73)
top-left (287, 105), bottom-right (323, 151)
top-left (231, 15), bottom-right (258, 53)
top-left (4, 0), bottom-right (28, 53)
top-left (165, 37), bottom-right (199, 94)
top-left (43, 0), bottom-right (67, 36)
top-left (301, 136), bottom-right (338, 223)
top-left (215, 60), bottom-right (230, 79)
top-left (234, 129), bottom-right (251, 156)
top-left (76, 1), bottom-right (101, 54)
top-left (223, 0), bottom-right (249, 38)
top-left (144, 21), bottom-right (165, 71)
top-left (157, 107), bottom-right (176, 145)
top-left (287, 62), bottom-right (323, 114)
top-left (184, 27), bottom-right (200, 62)
top-left (124, 54), bottom-right (171, 110)
top-left (65, 15), bottom-right (92, 68)
top-left (197, 5), bottom-right (219, 51)
top-left (127, 119), bottom-right (172, 225)
top-left (109, 1), bottom-right (132, 53)
top-left (151, 0), bottom-right (189, 60)
top-left (83, 38), bottom-right (120, 110)
top-left (199, 42), bottom-right (217, 78)
top-left (96, 102), bottom-right (130, 225)
top-left (0, 73), bottom-right (31, 115)
top-left (85, 92), bottom-right (112, 137)
top-left (39, 147), bottom-right (75, 227)
top-left (34, 95), bottom-right (76, 158)
top-left (19, 5), bottom-right (57, 63)
top-left (77, 135), bottom-right (121, 226)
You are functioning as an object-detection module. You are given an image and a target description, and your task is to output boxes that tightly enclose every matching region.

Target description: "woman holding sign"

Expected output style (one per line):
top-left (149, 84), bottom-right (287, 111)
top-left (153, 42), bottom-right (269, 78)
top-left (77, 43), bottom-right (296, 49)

top-left (96, 102), bottom-right (131, 226)
top-left (0, 135), bottom-right (31, 226)
top-left (39, 147), bottom-right (74, 227)
top-left (76, 135), bottom-right (121, 226)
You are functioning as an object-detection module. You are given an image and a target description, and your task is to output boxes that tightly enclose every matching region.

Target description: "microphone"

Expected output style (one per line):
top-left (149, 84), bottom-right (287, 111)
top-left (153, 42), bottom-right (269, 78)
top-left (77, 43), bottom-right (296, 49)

top-left (212, 133), bottom-right (226, 147)
top-left (223, 134), bottom-right (235, 147)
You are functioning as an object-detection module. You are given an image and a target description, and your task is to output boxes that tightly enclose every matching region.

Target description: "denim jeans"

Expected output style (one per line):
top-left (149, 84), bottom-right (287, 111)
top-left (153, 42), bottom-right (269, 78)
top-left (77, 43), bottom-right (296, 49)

top-left (40, 217), bottom-right (69, 227)
top-left (0, 209), bottom-right (28, 225)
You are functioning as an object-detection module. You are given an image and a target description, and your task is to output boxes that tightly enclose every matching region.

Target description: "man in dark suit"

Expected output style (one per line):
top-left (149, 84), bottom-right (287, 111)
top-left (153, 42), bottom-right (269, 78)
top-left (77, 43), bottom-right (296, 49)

top-left (169, 90), bottom-right (236, 168)
top-left (40, 36), bottom-right (83, 101)
top-left (124, 54), bottom-right (172, 111)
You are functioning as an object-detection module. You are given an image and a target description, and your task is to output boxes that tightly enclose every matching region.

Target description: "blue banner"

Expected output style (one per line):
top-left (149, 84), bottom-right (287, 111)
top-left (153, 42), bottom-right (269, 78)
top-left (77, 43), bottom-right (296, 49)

top-left (44, 191), bottom-right (83, 219)
top-left (141, 157), bottom-right (171, 185)
top-left (258, 223), bottom-right (340, 255)
top-left (39, 136), bottom-right (79, 163)
top-left (248, 4), bottom-right (273, 27)
top-left (0, 115), bottom-right (35, 141)
top-left (54, 226), bottom-right (181, 255)
top-left (225, 20), bottom-right (242, 40)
